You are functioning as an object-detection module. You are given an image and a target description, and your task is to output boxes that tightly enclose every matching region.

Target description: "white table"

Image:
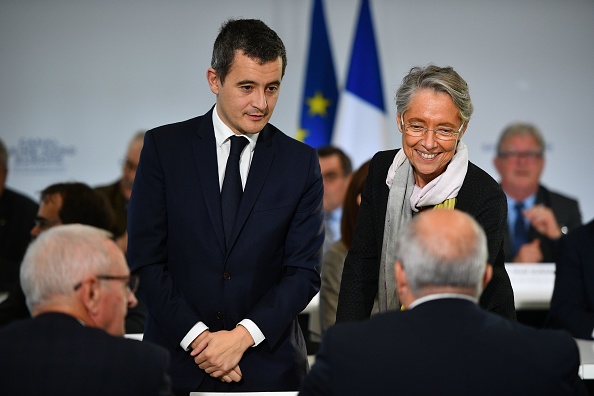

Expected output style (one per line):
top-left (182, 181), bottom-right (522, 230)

top-left (505, 263), bottom-right (555, 310)
top-left (576, 339), bottom-right (594, 379)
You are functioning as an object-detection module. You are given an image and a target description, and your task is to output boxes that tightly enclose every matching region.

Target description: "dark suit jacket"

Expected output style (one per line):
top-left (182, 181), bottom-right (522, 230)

top-left (0, 188), bottom-right (38, 326)
top-left (127, 108), bottom-right (324, 394)
top-left (336, 149), bottom-right (516, 322)
top-left (504, 185), bottom-right (581, 262)
top-left (0, 312), bottom-right (172, 396)
top-left (548, 219), bottom-right (594, 339)
top-left (301, 298), bottom-right (586, 396)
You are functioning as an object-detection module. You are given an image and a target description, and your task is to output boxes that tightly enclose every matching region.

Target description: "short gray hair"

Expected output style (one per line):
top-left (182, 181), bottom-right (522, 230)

top-left (20, 224), bottom-right (118, 312)
top-left (395, 210), bottom-right (488, 296)
top-left (496, 122), bottom-right (545, 156)
top-left (395, 65), bottom-right (474, 123)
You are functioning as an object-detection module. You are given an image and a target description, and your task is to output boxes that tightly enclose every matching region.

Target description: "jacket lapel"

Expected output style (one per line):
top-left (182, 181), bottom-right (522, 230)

top-left (192, 109), bottom-right (226, 253)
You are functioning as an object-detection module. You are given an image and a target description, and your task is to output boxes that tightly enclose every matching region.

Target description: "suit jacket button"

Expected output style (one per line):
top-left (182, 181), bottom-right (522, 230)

top-left (223, 272), bottom-right (231, 280)
top-left (216, 312), bottom-right (223, 320)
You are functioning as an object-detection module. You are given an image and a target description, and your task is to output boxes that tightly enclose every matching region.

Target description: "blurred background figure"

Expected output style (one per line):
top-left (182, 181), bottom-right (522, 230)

top-left (317, 146), bottom-right (352, 254)
top-left (95, 130), bottom-right (145, 253)
top-left (30, 182), bottom-right (146, 333)
top-left (319, 160), bottom-right (369, 332)
top-left (0, 224), bottom-right (172, 396)
top-left (493, 122), bottom-right (582, 263)
top-left (0, 138), bottom-right (38, 327)
top-left (548, 218), bottom-right (594, 339)
top-left (31, 182), bottom-right (115, 240)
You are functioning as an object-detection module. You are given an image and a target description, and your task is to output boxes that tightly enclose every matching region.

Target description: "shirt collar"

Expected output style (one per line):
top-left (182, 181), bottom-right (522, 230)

top-left (506, 193), bottom-right (536, 210)
top-left (408, 293), bottom-right (478, 310)
top-left (212, 104), bottom-right (259, 151)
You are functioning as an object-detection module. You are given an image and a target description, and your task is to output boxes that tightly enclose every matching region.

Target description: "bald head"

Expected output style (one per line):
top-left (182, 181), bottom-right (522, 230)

top-left (395, 209), bottom-right (491, 305)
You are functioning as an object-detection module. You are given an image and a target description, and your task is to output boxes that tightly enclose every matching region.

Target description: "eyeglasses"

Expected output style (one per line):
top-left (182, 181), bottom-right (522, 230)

top-left (73, 274), bottom-right (139, 294)
top-left (400, 112), bottom-right (464, 141)
top-left (33, 218), bottom-right (61, 230)
top-left (498, 151), bottom-right (543, 160)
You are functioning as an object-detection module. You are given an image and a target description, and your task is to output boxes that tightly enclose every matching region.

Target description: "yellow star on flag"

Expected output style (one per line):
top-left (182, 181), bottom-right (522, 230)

top-left (306, 91), bottom-right (332, 117)
top-left (295, 128), bottom-right (309, 142)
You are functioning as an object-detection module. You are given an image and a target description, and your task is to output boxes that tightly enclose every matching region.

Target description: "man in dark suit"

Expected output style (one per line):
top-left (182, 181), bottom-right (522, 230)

top-left (95, 130), bottom-right (145, 253)
top-left (0, 138), bottom-right (38, 327)
top-left (127, 19), bottom-right (324, 395)
top-left (300, 209), bottom-right (586, 396)
top-left (0, 224), bottom-right (172, 396)
top-left (494, 122), bottom-right (582, 263)
top-left (548, 219), bottom-right (594, 339)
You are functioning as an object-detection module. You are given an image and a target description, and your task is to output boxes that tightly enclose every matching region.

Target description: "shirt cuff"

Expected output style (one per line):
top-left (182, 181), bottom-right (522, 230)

top-left (180, 321), bottom-right (209, 351)
top-left (238, 319), bottom-right (265, 347)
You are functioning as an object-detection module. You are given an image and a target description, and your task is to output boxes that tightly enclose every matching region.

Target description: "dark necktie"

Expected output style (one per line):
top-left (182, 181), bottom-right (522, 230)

top-left (513, 201), bottom-right (528, 255)
top-left (221, 135), bottom-right (249, 248)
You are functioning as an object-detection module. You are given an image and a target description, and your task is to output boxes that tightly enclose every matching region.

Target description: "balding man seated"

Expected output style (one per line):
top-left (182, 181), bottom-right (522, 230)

top-left (300, 209), bottom-right (586, 396)
top-left (0, 224), bottom-right (172, 396)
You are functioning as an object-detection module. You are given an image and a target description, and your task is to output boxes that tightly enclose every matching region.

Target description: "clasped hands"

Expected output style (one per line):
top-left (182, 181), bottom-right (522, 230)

top-left (189, 325), bottom-right (254, 383)
top-left (514, 205), bottom-right (561, 263)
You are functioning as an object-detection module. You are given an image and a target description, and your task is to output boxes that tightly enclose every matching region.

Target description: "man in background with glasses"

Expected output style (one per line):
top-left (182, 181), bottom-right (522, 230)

top-left (95, 130), bottom-right (146, 254)
top-left (493, 123), bottom-right (582, 264)
top-left (0, 224), bottom-right (172, 396)
top-left (30, 181), bottom-right (146, 334)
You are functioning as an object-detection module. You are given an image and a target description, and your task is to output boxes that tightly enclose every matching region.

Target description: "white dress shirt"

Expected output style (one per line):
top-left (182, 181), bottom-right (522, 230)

top-left (180, 105), bottom-right (265, 351)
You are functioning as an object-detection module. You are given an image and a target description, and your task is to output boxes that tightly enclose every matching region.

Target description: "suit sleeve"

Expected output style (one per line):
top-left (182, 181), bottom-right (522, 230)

top-left (548, 229), bottom-right (594, 339)
top-left (127, 130), bottom-right (202, 345)
top-left (247, 148), bottom-right (324, 349)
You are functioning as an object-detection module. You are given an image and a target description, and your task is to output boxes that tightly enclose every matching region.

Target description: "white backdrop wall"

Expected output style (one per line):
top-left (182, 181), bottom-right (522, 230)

top-left (1, 0), bottom-right (593, 222)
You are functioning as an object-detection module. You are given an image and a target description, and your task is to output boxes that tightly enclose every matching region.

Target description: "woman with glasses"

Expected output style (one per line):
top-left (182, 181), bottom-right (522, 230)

top-left (336, 65), bottom-right (516, 322)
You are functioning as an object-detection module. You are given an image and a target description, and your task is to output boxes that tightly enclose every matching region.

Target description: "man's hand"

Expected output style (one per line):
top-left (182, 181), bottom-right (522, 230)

top-left (524, 205), bottom-right (562, 239)
top-left (513, 239), bottom-right (543, 263)
top-left (189, 325), bottom-right (254, 382)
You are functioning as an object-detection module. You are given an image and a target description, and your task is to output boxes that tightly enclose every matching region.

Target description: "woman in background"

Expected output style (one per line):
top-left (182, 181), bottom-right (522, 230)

top-left (320, 161), bottom-right (370, 332)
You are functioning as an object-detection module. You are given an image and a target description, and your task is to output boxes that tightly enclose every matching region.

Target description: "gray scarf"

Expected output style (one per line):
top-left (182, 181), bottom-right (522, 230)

top-left (378, 143), bottom-right (469, 312)
top-left (378, 160), bottom-right (414, 312)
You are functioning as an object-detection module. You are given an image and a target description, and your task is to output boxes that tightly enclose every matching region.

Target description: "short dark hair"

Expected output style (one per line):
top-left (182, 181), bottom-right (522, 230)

top-left (211, 19), bottom-right (287, 84)
top-left (317, 145), bottom-right (352, 175)
top-left (40, 182), bottom-right (115, 234)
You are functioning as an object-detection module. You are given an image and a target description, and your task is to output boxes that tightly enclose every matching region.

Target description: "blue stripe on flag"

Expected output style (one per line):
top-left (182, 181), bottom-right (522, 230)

top-left (345, 0), bottom-right (385, 111)
top-left (298, 0), bottom-right (339, 148)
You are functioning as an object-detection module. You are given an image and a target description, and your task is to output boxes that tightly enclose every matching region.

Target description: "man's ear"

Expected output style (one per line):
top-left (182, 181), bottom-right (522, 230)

top-left (395, 261), bottom-right (412, 309)
top-left (206, 68), bottom-right (220, 95)
top-left (79, 278), bottom-right (101, 316)
top-left (483, 264), bottom-right (493, 289)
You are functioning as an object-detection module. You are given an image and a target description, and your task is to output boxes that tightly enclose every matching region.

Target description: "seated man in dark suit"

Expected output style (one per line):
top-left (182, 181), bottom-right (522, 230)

top-left (95, 130), bottom-right (145, 253)
top-left (300, 209), bottom-right (586, 396)
top-left (0, 224), bottom-right (172, 396)
top-left (0, 137), bottom-right (38, 327)
top-left (548, 218), bottom-right (594, 339)
top-left (493, 122), bottom-right (582, 263)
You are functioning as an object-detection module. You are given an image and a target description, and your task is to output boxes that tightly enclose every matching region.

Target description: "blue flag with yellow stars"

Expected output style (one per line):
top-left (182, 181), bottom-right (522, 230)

top-left (297, 0), bottom-right (338, 148)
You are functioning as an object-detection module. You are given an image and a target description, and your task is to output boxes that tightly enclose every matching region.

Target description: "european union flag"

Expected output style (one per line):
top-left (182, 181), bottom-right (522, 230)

top-left (297, 0), bottom-right (338, 148)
